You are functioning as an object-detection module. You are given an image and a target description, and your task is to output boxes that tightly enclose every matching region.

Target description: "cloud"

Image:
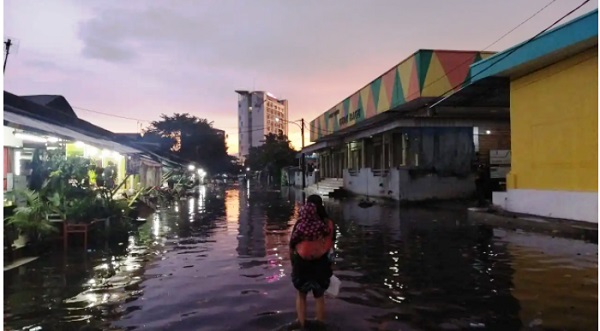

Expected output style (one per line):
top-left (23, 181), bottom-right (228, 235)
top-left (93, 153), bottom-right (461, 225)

top-left (10, 0), bottom-right (599, 155)
top-left (76, 1), bottom-right (411, 76)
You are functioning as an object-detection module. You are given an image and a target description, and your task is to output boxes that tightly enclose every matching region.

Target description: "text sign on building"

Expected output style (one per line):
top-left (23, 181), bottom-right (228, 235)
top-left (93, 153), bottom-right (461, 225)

top-left (339, 108), bottom-right (362, 127)
top-left (490, 150), bottom-right (511, 165)
top-left (490, 166), bottom-right (510, 179)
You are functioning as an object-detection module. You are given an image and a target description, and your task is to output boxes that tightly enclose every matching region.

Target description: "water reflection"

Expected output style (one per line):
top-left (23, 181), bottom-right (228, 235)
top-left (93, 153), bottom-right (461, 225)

top-left (4, 185), bottom-right (597, 331)
top-left (4, 234), bottom-right (150, 330)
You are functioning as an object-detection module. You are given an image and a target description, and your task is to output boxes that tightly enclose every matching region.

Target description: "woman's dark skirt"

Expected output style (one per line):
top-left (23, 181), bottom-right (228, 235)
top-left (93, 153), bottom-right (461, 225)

top-left (291, 252), bottom-right (332, 298)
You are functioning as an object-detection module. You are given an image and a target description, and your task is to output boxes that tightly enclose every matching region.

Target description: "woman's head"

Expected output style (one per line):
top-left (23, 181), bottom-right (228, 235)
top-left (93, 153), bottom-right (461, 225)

top-left (306, 194), bottom-right (323, 206)
top-left (306, 194), bottom-right (328, 221)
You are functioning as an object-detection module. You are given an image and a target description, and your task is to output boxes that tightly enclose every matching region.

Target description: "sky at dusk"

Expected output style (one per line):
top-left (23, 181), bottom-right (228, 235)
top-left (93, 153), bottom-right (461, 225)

top-left (3, 0), bottom-right (597, 155)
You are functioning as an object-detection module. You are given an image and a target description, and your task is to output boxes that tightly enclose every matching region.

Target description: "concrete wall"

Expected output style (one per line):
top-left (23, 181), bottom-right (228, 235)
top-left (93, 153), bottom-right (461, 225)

top-left (344, 168), bottom-right (475, 201)
top-left (397, 169), bottom-right (475, 201)
top-left (293, 170), bottom-right (317, 187)
top-left (344, 168), bottom-right (396, 199)
top-left (506, 47), bottom-right (597, 222)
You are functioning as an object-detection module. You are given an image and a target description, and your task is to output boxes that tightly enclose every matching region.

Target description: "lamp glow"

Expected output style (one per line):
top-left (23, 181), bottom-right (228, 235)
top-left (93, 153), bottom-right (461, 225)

top-left (85, 145), bottom-right (98, 157)
top-left (14, 132), bottom-right (47, 143)
top-left (14, 150), bottom-right (21, 176)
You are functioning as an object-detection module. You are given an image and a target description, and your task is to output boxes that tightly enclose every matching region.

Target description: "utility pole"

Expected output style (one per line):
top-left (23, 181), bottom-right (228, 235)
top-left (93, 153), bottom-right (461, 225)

top-left (4, 39), bottom-right (12, 73)
top-left (301, 118), bottom-right (306, 189)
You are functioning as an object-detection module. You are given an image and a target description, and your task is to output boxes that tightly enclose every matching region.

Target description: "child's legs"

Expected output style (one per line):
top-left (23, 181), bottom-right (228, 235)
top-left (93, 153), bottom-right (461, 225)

top-left (295, 291), bottom-right (308, 326)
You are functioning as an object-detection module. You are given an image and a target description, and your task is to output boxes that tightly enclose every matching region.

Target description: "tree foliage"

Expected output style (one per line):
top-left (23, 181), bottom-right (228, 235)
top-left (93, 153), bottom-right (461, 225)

top-left (246, 133), bottom-right (297, 182)
top-left (145, 113), bottom-right (230, 175)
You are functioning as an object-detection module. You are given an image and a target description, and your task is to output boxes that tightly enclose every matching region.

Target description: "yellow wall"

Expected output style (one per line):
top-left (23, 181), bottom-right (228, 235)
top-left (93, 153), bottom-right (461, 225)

top-left (507, 47), bottom-right (598, 192)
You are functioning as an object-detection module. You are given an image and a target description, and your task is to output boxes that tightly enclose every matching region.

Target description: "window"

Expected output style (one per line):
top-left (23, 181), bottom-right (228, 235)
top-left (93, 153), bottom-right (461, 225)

top-left (473, 127), bottom-right (480, 152)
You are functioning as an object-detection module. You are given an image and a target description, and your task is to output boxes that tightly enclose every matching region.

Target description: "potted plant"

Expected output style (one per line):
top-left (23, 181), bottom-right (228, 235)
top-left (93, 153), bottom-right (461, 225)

top-left (5, 189), bottom-right (58, 253)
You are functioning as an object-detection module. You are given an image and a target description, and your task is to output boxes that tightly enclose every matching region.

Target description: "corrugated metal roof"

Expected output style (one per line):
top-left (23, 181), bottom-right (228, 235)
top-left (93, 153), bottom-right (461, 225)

top-left (4, 110), bottom-right (141, 154)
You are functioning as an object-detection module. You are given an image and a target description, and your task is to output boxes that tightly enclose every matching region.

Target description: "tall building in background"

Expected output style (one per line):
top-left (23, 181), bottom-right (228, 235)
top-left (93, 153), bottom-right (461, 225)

top-left (235, 90), bottom-right (288, 161)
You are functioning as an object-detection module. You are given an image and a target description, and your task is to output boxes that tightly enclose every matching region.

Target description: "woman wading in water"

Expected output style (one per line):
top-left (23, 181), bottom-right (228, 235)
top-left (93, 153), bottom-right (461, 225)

top-left (289, 195), bottom-right (336, 329)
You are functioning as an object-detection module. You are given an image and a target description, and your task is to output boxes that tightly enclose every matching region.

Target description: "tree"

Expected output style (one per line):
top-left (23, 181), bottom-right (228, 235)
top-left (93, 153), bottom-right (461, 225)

top-left (225, 155), bottom-right (244, 174)
top-left (246, 133), bottom-right (297, 183)
top-left (145, 113), bottom-right (229, 175)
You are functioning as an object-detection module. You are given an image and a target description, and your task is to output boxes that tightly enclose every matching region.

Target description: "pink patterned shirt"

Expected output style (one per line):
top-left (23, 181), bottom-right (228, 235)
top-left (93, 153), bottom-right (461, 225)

top-left (290, 203), bottom-right (330, 247)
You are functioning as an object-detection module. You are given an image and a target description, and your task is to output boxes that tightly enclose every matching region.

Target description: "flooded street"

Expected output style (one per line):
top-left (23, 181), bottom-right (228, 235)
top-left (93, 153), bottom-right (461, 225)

top-left (4, 184), bottom-right (598, 331)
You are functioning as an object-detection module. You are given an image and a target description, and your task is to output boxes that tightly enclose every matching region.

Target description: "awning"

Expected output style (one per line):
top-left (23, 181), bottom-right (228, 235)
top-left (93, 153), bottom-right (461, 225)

top-left (140, 158), bottom-right (162, 167)
top-left (428, 76), bottom-right (510, 115)
top-left (4, 109), bottom-right (142, 154)
top-left (300, 139), bottom-right (345, 154)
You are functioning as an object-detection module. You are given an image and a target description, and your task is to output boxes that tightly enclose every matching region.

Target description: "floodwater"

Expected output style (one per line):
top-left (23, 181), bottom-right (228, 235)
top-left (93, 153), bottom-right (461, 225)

top-left (4, 184), bottom-right (598, 331)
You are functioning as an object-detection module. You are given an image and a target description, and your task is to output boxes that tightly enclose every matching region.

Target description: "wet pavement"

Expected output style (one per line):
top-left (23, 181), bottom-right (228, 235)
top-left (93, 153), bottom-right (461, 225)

top-left (4, 184), bottom-right (598, 331)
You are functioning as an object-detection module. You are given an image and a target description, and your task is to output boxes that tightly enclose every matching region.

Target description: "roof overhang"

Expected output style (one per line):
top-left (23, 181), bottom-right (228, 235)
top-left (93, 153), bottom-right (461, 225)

top-left (309, 50), bottom-right (495, 142)
top-left (470, 9), bottom-right (598, 80)
top-left (4, 110), bottom-right (141, 154)
top-left (301, 140), bottom-right (339, 154)
top-left (311, 97), bottom-right (435, 142)
top-left (303, 116), bottom-right (510, 154)
top-left (428, 76), bottom-right (510, 115)
top-left (430, 10), bottom-right (597, 112)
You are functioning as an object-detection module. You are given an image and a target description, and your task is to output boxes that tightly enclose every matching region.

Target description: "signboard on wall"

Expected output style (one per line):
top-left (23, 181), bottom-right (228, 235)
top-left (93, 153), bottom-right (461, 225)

top-left (339, 108), bottom-right (362, 127)
top-left (490, 150), bottom-right (511, 165)
top-left (490, 166), bottom-right (511, 179)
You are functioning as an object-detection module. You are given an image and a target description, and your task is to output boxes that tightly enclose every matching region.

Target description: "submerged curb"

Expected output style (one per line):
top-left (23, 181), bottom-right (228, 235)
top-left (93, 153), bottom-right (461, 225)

top-left (467, 209), bottom-right (598, 243)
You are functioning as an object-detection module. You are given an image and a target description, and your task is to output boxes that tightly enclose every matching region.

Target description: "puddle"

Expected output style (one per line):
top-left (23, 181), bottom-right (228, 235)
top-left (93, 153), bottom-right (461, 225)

top-left (4, 186), bottom-right (597, 331)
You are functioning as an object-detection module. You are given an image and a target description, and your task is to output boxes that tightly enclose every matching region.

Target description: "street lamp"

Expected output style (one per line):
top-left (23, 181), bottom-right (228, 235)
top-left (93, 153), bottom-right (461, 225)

top-left (276, 117), bottom-right (306, 189)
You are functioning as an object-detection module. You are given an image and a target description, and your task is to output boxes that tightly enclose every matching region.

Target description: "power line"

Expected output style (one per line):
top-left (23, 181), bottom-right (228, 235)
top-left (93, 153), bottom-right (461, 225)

top-left (482, 0), bottom-right (557, 50)
top-left (4, 38), bottom-right (13, 73)
top-left (73, 106), bottom-right (151, 122)
top-left (74, 105), bottom-right (252, 131)
top-left (402, 0), bottom-right (560, 102)
top-left (432, 0), bottom-right (591, 106)
top-left (309, 0), bottom-right (577, 138)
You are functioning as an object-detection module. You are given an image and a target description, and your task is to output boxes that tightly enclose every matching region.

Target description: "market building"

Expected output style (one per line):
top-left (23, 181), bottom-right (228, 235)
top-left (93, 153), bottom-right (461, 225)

top-left (302, 49), bottom-right (511, 201)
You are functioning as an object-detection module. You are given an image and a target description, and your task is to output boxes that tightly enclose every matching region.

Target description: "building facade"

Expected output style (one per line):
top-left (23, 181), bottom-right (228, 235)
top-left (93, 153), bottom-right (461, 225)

top-left (302, 49), bottom-right (511, 201)
top-left (463, 10), bottom-right (597, 223)
top-left (236, 90), bottom-right (288, 161)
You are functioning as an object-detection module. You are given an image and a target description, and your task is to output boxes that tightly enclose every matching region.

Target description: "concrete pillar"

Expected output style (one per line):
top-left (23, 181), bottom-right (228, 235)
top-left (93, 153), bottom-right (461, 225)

top-left (381, 134), bottom-right (386, 170)
top-left (388, 133), bottom-right (394, 168)
top-left (347, 143), bottom-right (351, 170)
top-left (319, 154), bottom-right (324, 175)
top-left (330, 152), bottom-right (335, 178)
top-left (361, 140), bottom-right (366, 169)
